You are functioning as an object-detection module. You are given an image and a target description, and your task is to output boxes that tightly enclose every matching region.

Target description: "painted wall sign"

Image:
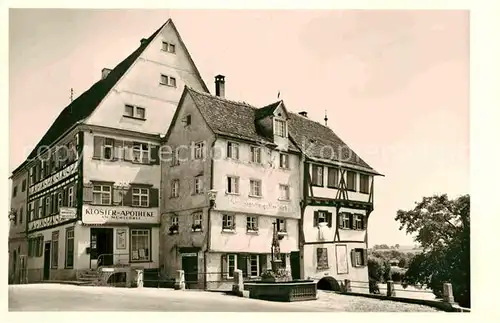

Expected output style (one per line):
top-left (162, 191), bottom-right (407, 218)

top-left (29, 161), bottom-right (79, 195)
top-left (181, 252), bottom-right (197, 257)
top-left (28, 211), bottom-right (77, 231)
top-left (82, 205), bottom-right (159, 224)
top-left (59, 207), bottom-right (77, 219)
top-left (336, 245), bottom-right (349, 275)
top-left (228, 197), bottom-right (290, 213)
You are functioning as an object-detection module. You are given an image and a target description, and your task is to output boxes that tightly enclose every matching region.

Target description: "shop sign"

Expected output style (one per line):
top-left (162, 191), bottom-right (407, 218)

top-left (82, 205), bottom-right (159, 224)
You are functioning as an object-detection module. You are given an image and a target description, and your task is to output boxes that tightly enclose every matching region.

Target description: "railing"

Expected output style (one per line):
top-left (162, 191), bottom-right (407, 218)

top-left (96, 253), bottom-right (130, 270)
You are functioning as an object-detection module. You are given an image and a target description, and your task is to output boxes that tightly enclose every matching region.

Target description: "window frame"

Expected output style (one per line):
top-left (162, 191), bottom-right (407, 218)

top-left (327, 167), bottom-right (339, 188)
top-left (249, 255), bottom-right (260, 277)
top-left (162, 41), bottom-right (176, 53)
top-left (250, 146), bottom-right (262, 164)
top-left (92, 184), bottom-right (112, 205)
top-left (279, 153), bottom-right (289, 169)
top-left (194, 141), bottom-right (205, 160)
top-left (194, 176), bottom-right (204, 195)
top-left (68, 187), bottom-right (74, 207)
top-left (227, 142), bottom-right (240, 160)
top-left (359, 173), bottom-right (370, 194)
top-left (132, 142), bottom-right (150, 164)
top-left (171, 179), bottom-right (180, 198)
top-left (130, 228), bottom-right (151, 263)
top-left (222, 214), bottom-right (235, 231)
top-left (249, 179), bottom-right (262, 197)
top-left (346, 171), bottom-right (357, 191)
top-left (132, 187), bottom-right (149, 207)
top-left (312, 164), bottom-right (324, 186)
top-left (316, 247), bottom-right (329, 270)
top-left (341, 213), bottom-right (351, 229)
top-left (160, 74), bottom-right (177, 87)
top-left (226, 176), bottom-right (240, 194)
top-left (124, 104), bottom-right (146, 120)
top-left (51, 231), bottom-right (59, 269)
top-left (276, 218), bottom-right (287, 233)
top-left (279, 184), bottom-right (290, 201)
top-left (227, 254), bottom-right (237, 278)
top-left (192, 212), bottom-right (203, 232)
top-left (246, 215), bottom-right (258, 232)
top-left (65, 228), bottom-right (74, 268)
top-left (274, 118), bottom-right (287, 137)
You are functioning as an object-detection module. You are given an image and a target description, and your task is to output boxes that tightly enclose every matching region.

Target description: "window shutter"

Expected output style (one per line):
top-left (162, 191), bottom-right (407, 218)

top-left (349, 213), bottom-right (354, 229)
top-left (124, 141), bottom-right (134, 161)
top-left (150, 145), bottom-right (160, 165)
top-left (350, 249), bottom-right (356, 268)
top-left (82, 184), bottom-right (93, 203)
top-left (221, 254), bottom-right (228, 279)
top-left (34, 199), bottom-right (39, 218)
top-left (63, 187), bottom-right (68, 206)
top-left (362, 216), bottom-right (367, 230)
top-left (313, 211), bottom-right (318, 227)
top-left (72, 183), bottom-right (77, 207)
top-left (113, 187), bottom-right (122, 206)
top-left (235, 146), bottom-right (239, 159)
top-left (114, 140), bottom-right (124, 160)
top-left (259, 254), bottom-right (267, 273)
top-left (93, 136), bottom-right (104, 159)
top-left (363, 249), bottom-right (368, 266)
top-left (312, 166), bottom-right (318, 184)
top-left (149, 188), bottom-right (159, 207)
top-left (337, 213), bottom-right (342, 229)
top-left (38, 237), bottom-right (44, 257)
top-left (123, 187), bottom-right (133, 206)
top-left (327, 212), bottom-right (333, 228)
top-left (226, 143), bottom-right (231, 158)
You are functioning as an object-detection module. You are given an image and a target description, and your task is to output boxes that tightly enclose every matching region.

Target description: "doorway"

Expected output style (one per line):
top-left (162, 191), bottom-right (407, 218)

top-left (90, 228), bottom-right (114, 266)
top-left (181, 254), bottom-right (198, 289)
top-left (290, 251), bottom-right (301, 280)
top-left (43, 242), bottom-right (51, 280)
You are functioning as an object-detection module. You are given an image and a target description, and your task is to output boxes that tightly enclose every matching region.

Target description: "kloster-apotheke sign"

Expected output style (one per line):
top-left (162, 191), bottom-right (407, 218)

top-left (28, 207), bottom-right (78, 231)
top-left (29, 161), bottom-right (79, 195)
top-left (82, 205), bottom-right (159, 224)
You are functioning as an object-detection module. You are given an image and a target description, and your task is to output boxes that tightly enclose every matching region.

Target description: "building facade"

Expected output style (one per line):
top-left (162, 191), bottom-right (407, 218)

top-left (11, 18), bottom-right (209, 282)
top-left (8, 169), bottom-right (29, 284)
top-left (160, 81), bottom-right (302, 290)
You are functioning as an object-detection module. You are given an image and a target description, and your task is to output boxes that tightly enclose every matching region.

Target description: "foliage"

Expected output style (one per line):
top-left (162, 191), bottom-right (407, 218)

top-left (369, 278), bottom-right (380, 294)
top-left (395, 194), bottom-right (470, 308)
top-left (390, 267), bottom-right (406, 283)
top-left (367, 256), bottom-right (391, 283)
top-left (260, 268), bottom-right (291, 281)
top-left (398, 257), bottom-right (409, 268)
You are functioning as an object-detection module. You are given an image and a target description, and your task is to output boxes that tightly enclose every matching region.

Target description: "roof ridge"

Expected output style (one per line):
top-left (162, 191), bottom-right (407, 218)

top-left (186, 86), bottom-right (256, 108)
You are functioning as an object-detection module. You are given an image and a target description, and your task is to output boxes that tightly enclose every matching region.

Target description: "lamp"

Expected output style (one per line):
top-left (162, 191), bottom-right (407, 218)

top-left (208, 189), bottom-right (218, 208)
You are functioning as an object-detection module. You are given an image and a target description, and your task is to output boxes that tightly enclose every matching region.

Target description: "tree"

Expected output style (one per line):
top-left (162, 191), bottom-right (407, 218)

top-left (395, 244), bottom-right (400, 249)
top-left (395, 194), bottom-right (470, 307)
top-left (398, 257), bottom-right (409, 268)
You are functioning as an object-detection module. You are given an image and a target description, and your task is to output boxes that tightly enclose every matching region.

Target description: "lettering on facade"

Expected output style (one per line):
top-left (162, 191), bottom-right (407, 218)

top-left (29, 161), bottom-right (79, 195)
top-left (28, 210), bottom-right (77, 231)
top-left (82, 206), bottom-right (159, 224)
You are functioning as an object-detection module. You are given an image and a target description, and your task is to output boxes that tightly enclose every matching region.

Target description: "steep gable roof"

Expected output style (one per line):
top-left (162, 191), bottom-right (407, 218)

top-left (13, 18), bottom-right (209, 175)
top-left (182, 87), bottom-right (380, 174)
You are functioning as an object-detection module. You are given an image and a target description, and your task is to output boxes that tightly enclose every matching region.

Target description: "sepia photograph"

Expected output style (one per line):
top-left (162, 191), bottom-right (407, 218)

top-left (6, 7), bottom-right (474, 314)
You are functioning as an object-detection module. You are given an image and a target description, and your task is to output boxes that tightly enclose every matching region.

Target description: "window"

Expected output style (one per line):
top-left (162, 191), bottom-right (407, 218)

top-left (65, 228), bottom-right (74, 268)
top-left (40, 160), bottom-right (45, 179)
top-left (227, 176), bottom-right (239, 194)
top-left (68, 187), bottom-right (74, 207)
top-left (279, 153), bottom-right (289, 169)
top-left (346, 171), bottom-right (357, 191)
top-left (28, 202), bottom-right (34, 222)
top-left (352, 248), bottom-right (367, 267)
top-left (19, 207), bottom-right (23, 224)
top-left (227, 254), bottom-right (236, 278)
top-left (312, 165), bottom-right (324, 186)
top-left (276, 218), bottom-right (286, 233)
top-left (341, 213), bottom-right (351, 229)
top-left (171, 180), bottom-right (179, 198)
top-left (222, 214), bottom-right (235, 231)
top-left (29, 167), bottom-right (34, 184)
top-left (249, 255), bottom-right (259, 277)
top-left (360, 174), bottom-right (370, 194)
top-left (171, 149), bottom-right (179, 166)
top-left (194, 142), bottom-right (205, 160)
top-left (250, 146), bottom-right (261, 163)
top-left (328, 167), bottom-right (339, 188)
top-left (51, 231), bottom-right (59, 269)
top-left (171, 215), bottom-right (178, 226)
top-left (38, 198), bottom-right (43, 219)
top-left (132, 142), bottom-right (150, 163)
top-left (192, 212), bottom-right (202, 231)
top-left (22, 179), bottom-right (26, 192)
top-left (57, 191), bottom-right (63, 213)
top-left (274, 119), bottom-right (286, 137)
top-left (279, 184), bottom-right (290, 200)
top-left (318, 211), bottom-right (327, 224)
top-left (247, 216), bottom-right (258, 231)
top-left (194, 176), bottom-right (204, 195)
top-left (12, 186), bottom-right (17, 198)
top-left (160, 74), bottom-right (176, 87)
top-left (124, 105), bottom-right (146, 120)
top-left (130, 229), bottom-right (151, 262)
top-left (93, 185), bottom-right (111, 205)
top-left (162, 41), bottom-right (175, 53)
top-left (317, 248), bottom-right (329, 269)
top-left (250, 179), bottom-right (262, 197)
top-left (354, 214), bottom-right (365, 230)
top-left (227, 142), bottom-right (239, 159)
top-left (132, 188), bottom-right (149, 207)
top-left (45, 196), bottom-right (51, 216)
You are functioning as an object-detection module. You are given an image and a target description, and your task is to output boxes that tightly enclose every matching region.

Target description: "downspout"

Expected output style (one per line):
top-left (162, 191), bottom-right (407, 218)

top-left (204, 138), bottom-right (216, 290)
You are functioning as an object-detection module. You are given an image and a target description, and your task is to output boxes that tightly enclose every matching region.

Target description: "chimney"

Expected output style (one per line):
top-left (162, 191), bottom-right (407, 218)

top-left (215, 75), bottom-right (225, 98)
top-left (101, 68), bottom-right (112, 80)
top-left (298, 111), bottom-right (308, 118)
top-left (140, 38), bottom-right (148, 45)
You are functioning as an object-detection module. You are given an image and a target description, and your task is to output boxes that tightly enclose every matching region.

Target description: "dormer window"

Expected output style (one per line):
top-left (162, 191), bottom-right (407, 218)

top-left (274, 119), bottom-right (287, 137)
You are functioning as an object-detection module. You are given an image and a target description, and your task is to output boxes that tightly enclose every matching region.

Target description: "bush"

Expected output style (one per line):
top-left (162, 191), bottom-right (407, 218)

top-left (369, 278), bottom-right (380, 294)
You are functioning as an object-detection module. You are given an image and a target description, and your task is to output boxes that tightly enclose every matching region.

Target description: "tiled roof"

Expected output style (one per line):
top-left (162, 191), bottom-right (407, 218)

top-left (186, 87), bottom-right (378, 173)
top-left (288, 114), bottom-right (375, 171)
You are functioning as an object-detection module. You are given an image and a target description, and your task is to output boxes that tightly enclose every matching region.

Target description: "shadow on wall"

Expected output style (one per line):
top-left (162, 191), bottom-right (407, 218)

top-left (317, 276), bottom-right (341, 291)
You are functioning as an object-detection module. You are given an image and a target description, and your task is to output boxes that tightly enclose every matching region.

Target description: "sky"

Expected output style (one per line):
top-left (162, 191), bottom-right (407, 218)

top-left (8, 9), bottom-right (469, 247)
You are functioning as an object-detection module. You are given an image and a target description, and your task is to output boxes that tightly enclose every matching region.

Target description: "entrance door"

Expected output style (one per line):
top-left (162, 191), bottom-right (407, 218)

top-left (181, 254), bottom-right (198, 289)
top-left (290, 251), bottom-right (301, 280)
top-left (43, 242), bottom-right (51, 280)
top-left (90, 228), bottom-right (114, 267)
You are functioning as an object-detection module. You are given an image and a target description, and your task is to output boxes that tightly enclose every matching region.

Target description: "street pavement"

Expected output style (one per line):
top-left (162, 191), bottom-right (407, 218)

top-left (8, 284), bottom-right (438, 312)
